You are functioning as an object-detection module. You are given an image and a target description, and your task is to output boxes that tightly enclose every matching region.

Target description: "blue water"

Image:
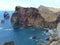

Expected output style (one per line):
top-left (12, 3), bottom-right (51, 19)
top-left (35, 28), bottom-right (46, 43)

top-left (0, 11), bottom-right (49, 45)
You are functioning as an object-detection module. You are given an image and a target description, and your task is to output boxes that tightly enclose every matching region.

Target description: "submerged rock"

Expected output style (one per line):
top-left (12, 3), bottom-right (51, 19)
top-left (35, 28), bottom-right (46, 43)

top-left (30, 36), bottom-right (40, 39)
top-left (46, 37), bottom-right (50, 41)
top-left (1, 20), bottom-right (5, 23)
top-left (3, 41), bottom-right (14, 45)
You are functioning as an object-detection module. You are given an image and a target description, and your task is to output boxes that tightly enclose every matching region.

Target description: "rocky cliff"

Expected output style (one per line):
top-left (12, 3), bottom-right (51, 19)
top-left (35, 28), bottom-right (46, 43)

top-left (11, 5), bottom-right (60, 29)
top-left (38, 5), bottom-right (60, 29)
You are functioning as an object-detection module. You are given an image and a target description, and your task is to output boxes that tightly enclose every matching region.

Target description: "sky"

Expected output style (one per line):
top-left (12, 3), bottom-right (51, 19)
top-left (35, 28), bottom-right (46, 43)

top-left (0, 0), bottom-right (60, 10)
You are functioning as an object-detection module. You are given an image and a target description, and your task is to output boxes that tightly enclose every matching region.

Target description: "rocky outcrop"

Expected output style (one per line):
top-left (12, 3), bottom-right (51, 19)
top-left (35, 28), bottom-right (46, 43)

top-left (11, 6), bottom-right (60, 29)
top-left (3, 41), bottom-right (14, 45)
top-left (4, 11), bottom-right (10, 19)
top-left (11, 6), bottom-right (44, 28)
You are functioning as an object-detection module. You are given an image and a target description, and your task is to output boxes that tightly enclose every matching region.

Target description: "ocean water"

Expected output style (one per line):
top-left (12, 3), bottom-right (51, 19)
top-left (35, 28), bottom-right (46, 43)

top-left (0, 11), bottom-right (49, 45)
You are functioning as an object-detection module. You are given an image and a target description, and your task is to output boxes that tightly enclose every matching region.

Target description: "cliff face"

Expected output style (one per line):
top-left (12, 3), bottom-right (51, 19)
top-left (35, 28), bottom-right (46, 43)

top-left (11, 6), bottom-right (60, 29)
top-left (11, 6), bottom-right (44, 28)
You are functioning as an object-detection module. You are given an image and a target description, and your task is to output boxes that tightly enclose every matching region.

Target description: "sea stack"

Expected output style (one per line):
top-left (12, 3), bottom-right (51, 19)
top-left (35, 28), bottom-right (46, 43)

top-left (4, 11), bottom-right (9, 19)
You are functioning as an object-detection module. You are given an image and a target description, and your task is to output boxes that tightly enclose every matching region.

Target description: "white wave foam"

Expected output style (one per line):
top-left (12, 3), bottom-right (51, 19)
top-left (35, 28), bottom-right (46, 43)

top-left (35, 40), bottom-right (38, 41)
top-left (29, 36), bottom-right (32, 39)
top-left (5, 28), bottom-right (13, 31)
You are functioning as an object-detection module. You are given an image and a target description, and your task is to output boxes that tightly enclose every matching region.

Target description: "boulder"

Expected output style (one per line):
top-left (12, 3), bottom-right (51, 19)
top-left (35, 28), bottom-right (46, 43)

top-left (32, 36), bottom-right (40, 39)
top-left (1, 20), bottom-right (5, 23)
top-left (3, 41), bottom-right (14, 45)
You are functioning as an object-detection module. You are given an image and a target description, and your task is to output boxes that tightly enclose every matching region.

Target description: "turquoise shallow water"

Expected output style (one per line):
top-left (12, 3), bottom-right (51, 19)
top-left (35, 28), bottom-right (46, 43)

top-left (0, 11), bottom-right (49, 45)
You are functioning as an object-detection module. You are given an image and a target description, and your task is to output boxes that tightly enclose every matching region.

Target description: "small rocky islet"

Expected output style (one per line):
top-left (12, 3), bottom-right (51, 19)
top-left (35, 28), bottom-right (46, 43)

top-left (0, 11), bottom-right (10, 24)
top-left (4, 11), bottom-right (10, 19)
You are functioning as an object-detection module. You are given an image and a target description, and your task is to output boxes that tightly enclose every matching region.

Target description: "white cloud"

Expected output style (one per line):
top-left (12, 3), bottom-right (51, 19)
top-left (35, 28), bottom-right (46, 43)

top-left (0, 0), bottom-right (18, 10)
top-left (0, 0), bottom-right (60, 10)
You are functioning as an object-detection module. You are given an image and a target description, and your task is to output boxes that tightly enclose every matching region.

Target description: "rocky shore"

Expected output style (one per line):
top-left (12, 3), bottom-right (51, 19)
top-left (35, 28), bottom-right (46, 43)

top-left (11, 5), bottom-right (60, 29)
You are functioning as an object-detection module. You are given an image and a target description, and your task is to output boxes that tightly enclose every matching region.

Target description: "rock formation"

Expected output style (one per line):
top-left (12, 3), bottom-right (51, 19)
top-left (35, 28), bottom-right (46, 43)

top-left (3, 41), bottom-right (14, 45)
top-left (11, 5), bottom-right (60, 29)
top-left (11, 6), bottom-right (44, 28)
top-left (4, 11), bottom-right (10, 19)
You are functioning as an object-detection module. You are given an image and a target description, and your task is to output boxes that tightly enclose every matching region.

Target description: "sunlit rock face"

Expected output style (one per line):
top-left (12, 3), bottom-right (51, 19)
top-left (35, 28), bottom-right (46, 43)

top-left (11, 6), bottom-right (60, 29)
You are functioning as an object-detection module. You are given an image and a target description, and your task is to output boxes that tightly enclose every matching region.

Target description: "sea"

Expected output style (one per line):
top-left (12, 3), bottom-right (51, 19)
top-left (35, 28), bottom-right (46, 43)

top-left (0, 11), bottom-right (51, 45)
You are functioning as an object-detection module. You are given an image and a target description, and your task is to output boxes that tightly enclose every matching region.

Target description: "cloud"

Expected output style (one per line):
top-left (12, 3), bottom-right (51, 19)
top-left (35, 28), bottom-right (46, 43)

top-left (0, 0), bottom-right (60, 10)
